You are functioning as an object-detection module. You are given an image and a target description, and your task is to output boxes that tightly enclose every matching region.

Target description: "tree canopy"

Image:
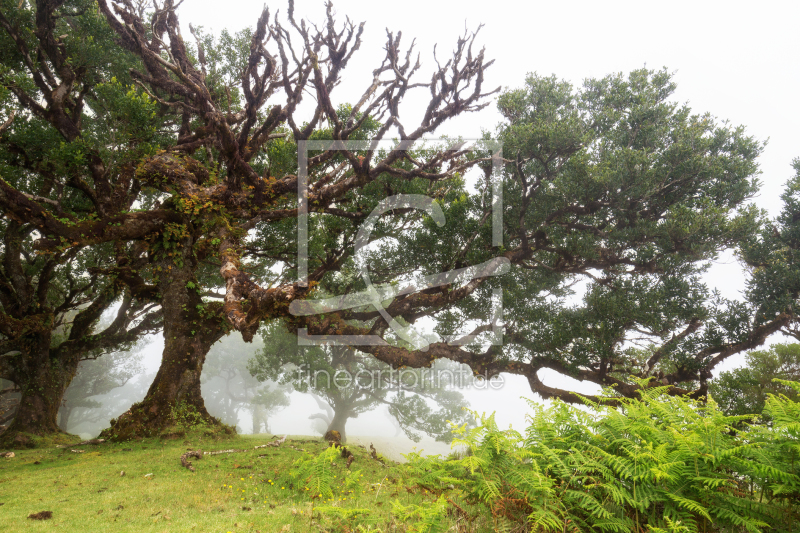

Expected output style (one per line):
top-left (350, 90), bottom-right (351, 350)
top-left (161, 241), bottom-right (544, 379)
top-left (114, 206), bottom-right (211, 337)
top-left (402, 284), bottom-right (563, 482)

top-left (710, 342), bottom-right (800, 418)
top-left (1, 0), bottom-right (799, 443)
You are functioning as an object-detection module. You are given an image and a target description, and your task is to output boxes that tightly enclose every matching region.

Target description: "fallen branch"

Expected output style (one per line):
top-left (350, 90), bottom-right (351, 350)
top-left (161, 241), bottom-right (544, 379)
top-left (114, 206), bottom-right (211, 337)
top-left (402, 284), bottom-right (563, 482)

top-left (203, 449), bottom-right (245, 456)
top-left (254, 435), bottom-right (287, 449)
top-left (180, 450), bottom-right (202, 472)
top-left (447, 498), bottom-right (469, 521)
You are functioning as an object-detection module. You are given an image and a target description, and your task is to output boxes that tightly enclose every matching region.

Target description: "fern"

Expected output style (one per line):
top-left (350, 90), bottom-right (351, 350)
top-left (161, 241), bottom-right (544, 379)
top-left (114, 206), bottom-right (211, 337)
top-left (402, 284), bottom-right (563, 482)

top-left (391, 495), bottom-right (450, 533)
top-left (344, 468), bottom-right (365, 492)
top-left (292, 445), bottom-right (339, 500)
top-left (398, 379), bottom-right (800, 532)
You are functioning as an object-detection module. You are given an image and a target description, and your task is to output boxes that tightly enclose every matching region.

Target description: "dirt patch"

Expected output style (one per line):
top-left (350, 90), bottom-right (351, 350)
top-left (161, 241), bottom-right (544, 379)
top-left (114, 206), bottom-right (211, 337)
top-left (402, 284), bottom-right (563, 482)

top-left (28, 511), bottom-right (52, 520)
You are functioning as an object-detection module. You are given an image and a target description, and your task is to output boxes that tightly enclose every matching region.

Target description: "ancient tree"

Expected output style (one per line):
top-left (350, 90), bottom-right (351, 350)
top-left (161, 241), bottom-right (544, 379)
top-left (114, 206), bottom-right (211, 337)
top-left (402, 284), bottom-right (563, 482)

top-left (0, 0), bottom-right (496, 439)
top-left (2, 0), bottom-right (798, 446)
top-left (0, 226), bottom-right (160, 446)
top-left (0, 0), bottom-right (163, 445)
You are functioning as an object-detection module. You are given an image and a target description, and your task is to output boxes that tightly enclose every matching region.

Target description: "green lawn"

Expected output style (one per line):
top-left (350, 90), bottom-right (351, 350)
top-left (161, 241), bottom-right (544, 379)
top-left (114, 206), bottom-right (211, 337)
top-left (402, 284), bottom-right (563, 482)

top-left (0, 434), bottom-right (441, 532)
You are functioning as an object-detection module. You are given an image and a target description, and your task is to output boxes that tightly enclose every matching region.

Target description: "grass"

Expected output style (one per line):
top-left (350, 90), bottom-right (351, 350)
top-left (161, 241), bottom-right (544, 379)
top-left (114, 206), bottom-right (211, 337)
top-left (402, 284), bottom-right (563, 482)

top-left (0, 432), bottom-right (445, 532)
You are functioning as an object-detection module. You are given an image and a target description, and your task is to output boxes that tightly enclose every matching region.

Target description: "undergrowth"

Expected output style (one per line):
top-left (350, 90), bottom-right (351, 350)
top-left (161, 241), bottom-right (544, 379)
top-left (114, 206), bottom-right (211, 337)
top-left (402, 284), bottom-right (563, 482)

top-left (399, 378), bottom-right (800, 533)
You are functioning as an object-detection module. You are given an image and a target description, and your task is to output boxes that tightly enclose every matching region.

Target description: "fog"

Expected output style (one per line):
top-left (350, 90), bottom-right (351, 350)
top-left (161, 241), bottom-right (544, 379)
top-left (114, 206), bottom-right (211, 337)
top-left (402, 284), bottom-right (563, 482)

top-left (55, 332), bottom-right (544, 460)
top-left (11, 0), bottom-right (797, 456)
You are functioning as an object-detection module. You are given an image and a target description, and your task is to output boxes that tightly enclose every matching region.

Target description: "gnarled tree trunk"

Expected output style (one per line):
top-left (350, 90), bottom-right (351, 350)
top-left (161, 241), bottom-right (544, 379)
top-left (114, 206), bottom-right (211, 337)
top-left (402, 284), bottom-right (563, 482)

top-left (252, 404), bottom-right (269, 435)
top-left (1, 333), bottom-right (78, 448)
top-left (101, 239), bottom-right (225, 441)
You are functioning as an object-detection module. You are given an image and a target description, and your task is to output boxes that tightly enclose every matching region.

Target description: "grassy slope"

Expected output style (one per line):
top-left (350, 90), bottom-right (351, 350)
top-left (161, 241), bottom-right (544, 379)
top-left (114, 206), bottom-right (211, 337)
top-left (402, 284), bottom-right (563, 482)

top-left (0, 433), bottom-right (444, 532)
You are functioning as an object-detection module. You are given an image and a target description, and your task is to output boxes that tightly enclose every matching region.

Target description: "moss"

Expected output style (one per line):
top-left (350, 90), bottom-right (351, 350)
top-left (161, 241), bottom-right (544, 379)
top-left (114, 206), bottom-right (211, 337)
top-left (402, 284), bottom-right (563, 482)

top-left (0, 429), bottom-right (81, 450)
top-left (100, 400), bottom-right (233, 443)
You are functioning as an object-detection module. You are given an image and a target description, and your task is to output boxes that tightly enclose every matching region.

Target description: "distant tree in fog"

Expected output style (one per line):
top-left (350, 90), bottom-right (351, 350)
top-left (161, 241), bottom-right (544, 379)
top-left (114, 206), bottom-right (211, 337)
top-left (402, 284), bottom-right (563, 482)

top-left (250, 321), bottom-right (474, 443)
top-left (58, 345), bottom-right (145, 433)
top-left (202, 334), bottom-right (290, 433)
top-left (710, 343), bottom-right (800, 419)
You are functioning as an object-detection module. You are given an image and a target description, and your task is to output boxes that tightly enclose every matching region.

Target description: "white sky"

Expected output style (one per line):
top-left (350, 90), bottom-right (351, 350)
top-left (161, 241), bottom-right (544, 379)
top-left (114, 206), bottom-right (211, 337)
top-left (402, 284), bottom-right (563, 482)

top-left (180, 0), bottom-right (800, 220)
top-left (136, 1), bottom-right (800, 436)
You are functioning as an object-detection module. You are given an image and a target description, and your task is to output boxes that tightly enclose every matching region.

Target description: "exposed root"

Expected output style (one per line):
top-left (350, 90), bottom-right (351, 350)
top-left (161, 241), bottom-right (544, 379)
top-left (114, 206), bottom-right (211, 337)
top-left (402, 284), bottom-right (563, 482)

top-left (180, 450), bottom-right (202, 472)
top-left (100, 402), bottom-right (225, 442)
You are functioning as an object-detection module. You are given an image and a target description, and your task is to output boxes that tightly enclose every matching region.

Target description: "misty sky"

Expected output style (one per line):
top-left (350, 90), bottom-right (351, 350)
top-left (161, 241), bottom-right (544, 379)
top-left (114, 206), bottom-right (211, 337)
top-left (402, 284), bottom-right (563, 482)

top-left (116, 1), bottom-right (800, 439)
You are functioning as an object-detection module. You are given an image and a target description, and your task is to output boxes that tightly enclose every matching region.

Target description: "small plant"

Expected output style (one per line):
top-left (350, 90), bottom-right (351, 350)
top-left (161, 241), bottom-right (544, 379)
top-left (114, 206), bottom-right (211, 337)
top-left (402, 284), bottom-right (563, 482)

top-left (344, 468), bottom-right (365, 492)
top-left (316, 506), bottom-right (373, 530)
top-left (391, 495), bottom-right (450, 533)
top-left (292, 445), bottom-right (340, 501)
top-left (170, 401), bottom-right (208, 430)
top-left (402, 451), bottom-right (463, 493)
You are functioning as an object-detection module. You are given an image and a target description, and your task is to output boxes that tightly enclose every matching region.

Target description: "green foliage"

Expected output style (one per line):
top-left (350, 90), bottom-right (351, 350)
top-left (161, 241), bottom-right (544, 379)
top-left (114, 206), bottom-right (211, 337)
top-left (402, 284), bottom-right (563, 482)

top-left (741, 159), bottom-right (800, 325)
top-left (710, 343), bottom-right (800, 418)
top-left (742, 380), bottom-right (800, 532)
top-left (292, 445), bottom-right (340, 501)
top-left (402, 381), bottom-right (800, 532)
top-left (315, 506), bottom-right (373, 530)
top-left (170, 401), bottom-right (211, 430)
top-left (391, 495), bottom-right (450, 533)
top-left (429, 67), bottom-right (775, 399)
